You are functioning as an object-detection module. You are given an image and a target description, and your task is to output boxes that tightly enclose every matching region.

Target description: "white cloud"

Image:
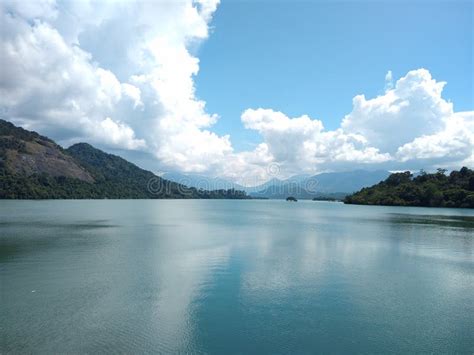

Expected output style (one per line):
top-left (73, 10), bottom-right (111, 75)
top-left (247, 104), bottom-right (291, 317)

top-left (0, 4), bottom-right (144, 150)
top-left (121, 84), bottom-right (143, 109)
top-left (227, 69), bottom-right (472, 184)
top-left (92, 118), bottom-right (146, 150)
top-left (238, 108), bottom-right (390, 179)
top-left (217, 143), bottom-right (274, 185)
top-left (396, 111), bottom-right (474, 165)
top-left (0, 0), bottom-right (224, 156)
top-left (338, 69), bottom-right (473, 171)
top-left (184, 104), bottom-right (394, 185)
top-left (342, 69), bottom-right (453, 153)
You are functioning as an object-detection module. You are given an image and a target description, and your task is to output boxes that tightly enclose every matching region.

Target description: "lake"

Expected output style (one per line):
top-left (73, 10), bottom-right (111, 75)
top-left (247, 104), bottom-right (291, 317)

top-left (1, 200), bottom-right (473, 353)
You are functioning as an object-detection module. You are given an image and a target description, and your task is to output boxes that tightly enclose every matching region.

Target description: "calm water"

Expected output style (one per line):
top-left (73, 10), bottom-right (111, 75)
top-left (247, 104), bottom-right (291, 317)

top-left (1, 200), bottom-right (473, 353)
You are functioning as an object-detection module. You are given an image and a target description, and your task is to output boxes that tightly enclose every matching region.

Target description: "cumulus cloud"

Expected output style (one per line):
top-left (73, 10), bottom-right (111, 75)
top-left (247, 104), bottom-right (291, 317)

top-left (121, 83), bottom-right (143, 109)
top-left (237, 108), bottom-right (390, 180)
top-left (339, 69), bottom-right (473, 171)
top-left (0, 2), bottom-right (145, 149)
top-left (0, 0), bottom-right (224, 157)
top-left (396, 111), bottom-right (474, 166)
top-left (227, 69), bottom-right (472, 183)
top-left (341, 69), bottom-right (453, 153)
top-left (0, 0), bottom-right (471, 184)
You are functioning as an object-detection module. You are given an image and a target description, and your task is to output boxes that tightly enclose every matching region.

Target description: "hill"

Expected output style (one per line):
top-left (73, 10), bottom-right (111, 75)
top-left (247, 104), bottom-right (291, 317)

top-left (0, 120), bottom-right (248, 199)
top-left (0, 120), bottom-right (93, 182)
top-left (162, 173), bottom-right (288, 195)
top-left (344, 168), bottom-right (474, 208)
top-left (250, 170), bottom-right (390, 199)
top-left (162, 170), bottom-right (390, 199)
top-left (302, 170), bottom-right (390, 194)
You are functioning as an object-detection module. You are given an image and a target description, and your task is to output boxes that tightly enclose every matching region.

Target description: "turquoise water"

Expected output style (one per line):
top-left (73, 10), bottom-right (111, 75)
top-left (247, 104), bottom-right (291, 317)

top-left (1, 200), bottom-right (473, 353)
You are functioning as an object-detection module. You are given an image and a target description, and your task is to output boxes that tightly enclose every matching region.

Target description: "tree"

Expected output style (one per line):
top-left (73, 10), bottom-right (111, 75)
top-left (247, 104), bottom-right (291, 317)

top-left (344, 167), bottom-right (474, 208)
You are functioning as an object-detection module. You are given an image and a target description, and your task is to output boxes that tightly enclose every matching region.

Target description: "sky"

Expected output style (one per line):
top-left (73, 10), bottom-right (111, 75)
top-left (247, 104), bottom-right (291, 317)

top-left (1, 0), bottom-right (473, 185)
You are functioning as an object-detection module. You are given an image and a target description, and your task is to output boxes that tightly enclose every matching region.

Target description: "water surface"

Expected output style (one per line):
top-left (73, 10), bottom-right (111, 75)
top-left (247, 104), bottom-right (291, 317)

top-left (1, 200), bottom-right (473, 353)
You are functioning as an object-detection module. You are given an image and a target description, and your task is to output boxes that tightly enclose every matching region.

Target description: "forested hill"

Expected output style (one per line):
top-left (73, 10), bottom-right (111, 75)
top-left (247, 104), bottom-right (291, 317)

top-left (344, 168), bottom-right (474, 208)
top-left (0, 119), bottom-right (249, 199)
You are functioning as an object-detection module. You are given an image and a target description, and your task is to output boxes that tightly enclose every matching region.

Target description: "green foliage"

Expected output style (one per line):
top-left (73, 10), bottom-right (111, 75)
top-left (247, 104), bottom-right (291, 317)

top-left (0, 120), bottom-right (250, 200)
top-left (63, 143), bottom-right (249, 199)
top-left (0, 119), bottom-right (55, 144)
top-left (344, 167), bottom-right (474, 208)
top-left (0, 137), bottom-right (27, 155)
top-left (0, 170), bottom-right (249, 200)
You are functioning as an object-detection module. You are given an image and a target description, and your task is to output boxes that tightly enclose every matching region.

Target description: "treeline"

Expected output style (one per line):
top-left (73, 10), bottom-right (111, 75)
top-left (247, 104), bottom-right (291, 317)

top-left (344, 167), bottom-right (474, 208)
top-left (0, 171), bottom-right (249, 199)
top-left (0, 120), bottom-right (250, 200)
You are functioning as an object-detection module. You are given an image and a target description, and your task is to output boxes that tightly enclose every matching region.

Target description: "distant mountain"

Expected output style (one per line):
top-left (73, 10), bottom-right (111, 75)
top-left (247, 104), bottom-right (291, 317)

top-left (163, 169), bottom-right (391, 199)
top-left (162, 173), bottom-right (290, 194)
top-left (303, 170), bottom-right (391, 194)
top-left (250, 170), bottom-right (391, 199)
top-left (162, 172), bottom-right (246, 191)
top-left (345, 168), bottom-right (474, 208)
top-left (285, 174), bottom-right (313, 184)
top-left (0, 120), bottom-right (249, 199)
top-left (250, 183), bottom-right (341, 200)
top-left (246, 178), bottom-right (285, 194)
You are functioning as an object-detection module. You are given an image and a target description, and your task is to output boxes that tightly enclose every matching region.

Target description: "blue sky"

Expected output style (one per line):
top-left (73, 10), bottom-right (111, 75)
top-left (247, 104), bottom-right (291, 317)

top-left (196, 0), bottom-right (473, 151)
top-left (1, 0), bottom-right (473, 184)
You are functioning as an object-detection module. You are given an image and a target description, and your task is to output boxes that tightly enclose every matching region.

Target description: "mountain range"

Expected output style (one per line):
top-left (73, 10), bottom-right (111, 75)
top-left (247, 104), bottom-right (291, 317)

top-left (0, 120), bottom-right (248, 199)
top-left (163, 170), bottom-right (391, 199)
top-left (0, 119), bottom-right (391, 200)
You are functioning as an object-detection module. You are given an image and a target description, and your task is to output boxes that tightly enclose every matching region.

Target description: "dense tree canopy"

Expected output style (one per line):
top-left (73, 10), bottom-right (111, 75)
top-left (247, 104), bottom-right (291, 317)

top-left (344, 167), bottom-right (474, 208)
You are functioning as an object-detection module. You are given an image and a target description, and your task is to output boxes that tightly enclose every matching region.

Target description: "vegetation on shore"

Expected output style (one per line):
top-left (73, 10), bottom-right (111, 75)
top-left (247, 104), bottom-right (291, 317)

top-left (344, 168), bottom-right (474, 208)
top-left (0, 120), bottom-right (249, 200)
top-left (312, 196), bottom-right (339, 202)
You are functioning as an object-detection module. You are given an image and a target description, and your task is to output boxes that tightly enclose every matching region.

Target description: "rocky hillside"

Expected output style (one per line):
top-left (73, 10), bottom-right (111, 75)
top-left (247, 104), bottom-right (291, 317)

top-left (0, 120), bottom-right (248, 199)
top-left (0, 120), bottom-right (93, 182)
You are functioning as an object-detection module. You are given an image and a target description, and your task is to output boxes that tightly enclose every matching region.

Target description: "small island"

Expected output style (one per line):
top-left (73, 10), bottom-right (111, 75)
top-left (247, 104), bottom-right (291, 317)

top-left (286, 196), bottom-right (298, 202)
top-left (344, 167), bottom-right (474, 208)
top-left (312, 196), bottom-right (338, 202)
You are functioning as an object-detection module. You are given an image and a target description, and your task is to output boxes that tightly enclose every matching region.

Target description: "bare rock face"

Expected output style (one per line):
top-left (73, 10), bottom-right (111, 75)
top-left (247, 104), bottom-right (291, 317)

top-left (0, 121), bottom-right (94, 183)
top-left (6, 140), bottom-right (94, 182)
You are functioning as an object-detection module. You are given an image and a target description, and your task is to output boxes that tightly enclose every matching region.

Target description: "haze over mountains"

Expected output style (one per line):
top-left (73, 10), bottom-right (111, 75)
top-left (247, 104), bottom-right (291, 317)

top-left (163, 170), bottom-right (391, 199)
